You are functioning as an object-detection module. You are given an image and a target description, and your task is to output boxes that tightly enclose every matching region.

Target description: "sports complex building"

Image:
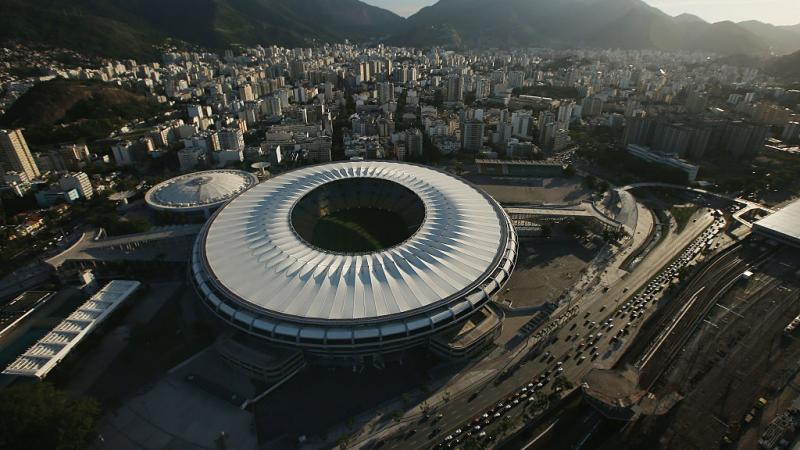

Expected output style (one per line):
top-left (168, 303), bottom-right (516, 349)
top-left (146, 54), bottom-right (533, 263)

top-left (190, 161), bottom-right (517, 368)
top-left (145, 169), bottom-right (259, 217)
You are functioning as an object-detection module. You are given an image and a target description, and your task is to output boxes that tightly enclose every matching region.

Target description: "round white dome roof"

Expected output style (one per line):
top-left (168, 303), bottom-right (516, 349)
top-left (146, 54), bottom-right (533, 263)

top-left (145, 170), bottom-right (259, 212)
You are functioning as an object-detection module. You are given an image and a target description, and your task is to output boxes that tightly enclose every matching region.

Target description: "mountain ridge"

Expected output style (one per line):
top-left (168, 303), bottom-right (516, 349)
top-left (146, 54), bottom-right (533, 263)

top-left (0, 0), bottom-right (798, 58)
top-left (394, 0), bottom-right (798, 55)
top-left (0, 0), bottom-right (405, 58)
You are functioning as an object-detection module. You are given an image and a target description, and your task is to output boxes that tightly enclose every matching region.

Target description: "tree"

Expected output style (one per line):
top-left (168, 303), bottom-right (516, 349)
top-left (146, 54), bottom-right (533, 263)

top-left (583, 175), bottom-right (597, 190)
top-left (541, 223), bottom-right (552, 238)
top-left (0, 382), bottom-right (100, 450)
top-left (563, 165), bottom-right (576, 178)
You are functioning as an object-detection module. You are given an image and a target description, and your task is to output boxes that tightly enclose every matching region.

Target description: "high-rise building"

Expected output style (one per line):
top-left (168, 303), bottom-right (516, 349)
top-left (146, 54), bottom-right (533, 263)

top-left (290, 60), bottom-right (306, 81)
top-left (219, 129), bottom-right (245, 151)
top-left (722, 122), bottom-right (769, 158)
top-left (206, 133), bottom-right (221, 152)
top-left (0, 129), bottom-right (40, 180)
top-left (462, 120), bottom-right (485, 152)
top-left (511, 111), bottom-right (533, 138)
top-left (538, 110), bottom-right (555, 129)
top-left (446, 75), bottom-right (464, 103)
top-left (539, 122), bottom-right (557, 150)
top-left (652, 122), bottom-right (692, 156)
top-left (406, 128), bottom-right (424, 158)
top-left (378, 82), bottom-right (394, 104)
top-left (557, 102), bottom-right (575, 127)
top-left (581, 96), bottom-right (604, 117)
top-left (239, 85), bottom-right (255, 102)
top-left (267, 96), bottom-right (283, 117)
top-left (623, 116), bottom-right (657, 147)
top-left (59, 172), bottom-right (93, 199)
top-left (56, 144), bottom-right (89, 171)
top-left (475, 77), bottom-right (491, 100)
top-left (112, 141), bottom-right (136, 166)
top-left (508, 71), bottom-right (525, 89)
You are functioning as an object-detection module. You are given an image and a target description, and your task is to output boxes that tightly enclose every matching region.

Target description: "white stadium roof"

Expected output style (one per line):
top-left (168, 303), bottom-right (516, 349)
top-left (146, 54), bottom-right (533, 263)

top-left (145, 170), bottom-right (259, 212)
top-left (3, 280), bottom-right (140, 379)
top-left (754, 197), bottom-right (800, 246)
top-left (197, 161), bottom-right (512, 324)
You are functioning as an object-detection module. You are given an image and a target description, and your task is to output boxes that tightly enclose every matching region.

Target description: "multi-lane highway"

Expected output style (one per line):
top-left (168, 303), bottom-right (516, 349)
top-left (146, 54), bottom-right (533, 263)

top-left (361, 210), bottom-right (724, 449)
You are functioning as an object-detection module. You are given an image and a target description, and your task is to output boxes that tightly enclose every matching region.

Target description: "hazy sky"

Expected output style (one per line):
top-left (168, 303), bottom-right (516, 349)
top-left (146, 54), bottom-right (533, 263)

top-left (363, 0), bottom-right (800, 25)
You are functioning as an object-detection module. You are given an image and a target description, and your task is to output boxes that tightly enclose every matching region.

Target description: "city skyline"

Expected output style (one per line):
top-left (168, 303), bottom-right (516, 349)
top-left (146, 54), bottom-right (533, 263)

top-left (363, 0), bottom-right (800, 26)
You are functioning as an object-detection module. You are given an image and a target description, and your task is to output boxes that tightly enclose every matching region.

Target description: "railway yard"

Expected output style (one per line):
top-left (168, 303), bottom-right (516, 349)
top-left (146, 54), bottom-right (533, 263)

top-left (607, 244), bottom-right (800, 449)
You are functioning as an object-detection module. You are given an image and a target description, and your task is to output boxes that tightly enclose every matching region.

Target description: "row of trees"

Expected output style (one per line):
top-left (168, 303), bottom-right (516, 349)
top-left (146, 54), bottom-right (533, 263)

top-left (0, 382), bottom-right (100, 450)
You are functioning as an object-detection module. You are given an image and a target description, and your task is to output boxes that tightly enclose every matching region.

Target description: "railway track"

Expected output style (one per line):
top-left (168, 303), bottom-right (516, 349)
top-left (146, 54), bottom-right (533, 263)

top-left (637, 246), bottom-right (777, 390)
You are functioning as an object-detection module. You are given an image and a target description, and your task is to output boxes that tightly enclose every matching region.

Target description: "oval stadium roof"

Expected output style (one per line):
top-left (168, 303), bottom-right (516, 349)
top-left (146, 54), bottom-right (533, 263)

top-left (197, 161), bottom-right (511, 324)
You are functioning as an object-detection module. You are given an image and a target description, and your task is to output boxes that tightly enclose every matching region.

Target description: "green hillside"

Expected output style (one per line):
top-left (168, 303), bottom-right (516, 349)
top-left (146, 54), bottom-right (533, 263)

top-left (0, 0), bottom-right (404, 58)
top-left (0, 78), bottom-right (164, 145)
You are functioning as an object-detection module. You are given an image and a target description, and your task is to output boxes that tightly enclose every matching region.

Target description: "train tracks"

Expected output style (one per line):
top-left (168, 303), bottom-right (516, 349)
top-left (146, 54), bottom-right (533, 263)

top-left (636, 245), bottom-right (777, 390)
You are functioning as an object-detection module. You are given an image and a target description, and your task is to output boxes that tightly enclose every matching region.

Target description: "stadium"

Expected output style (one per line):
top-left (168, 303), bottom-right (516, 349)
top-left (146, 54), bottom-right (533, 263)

top-left (191, 161), bottom-right (517, 365)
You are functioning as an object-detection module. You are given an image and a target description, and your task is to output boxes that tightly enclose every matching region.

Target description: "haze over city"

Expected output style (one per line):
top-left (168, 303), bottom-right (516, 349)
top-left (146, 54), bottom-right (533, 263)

top-left (0, 1), bottom-right (799, 450)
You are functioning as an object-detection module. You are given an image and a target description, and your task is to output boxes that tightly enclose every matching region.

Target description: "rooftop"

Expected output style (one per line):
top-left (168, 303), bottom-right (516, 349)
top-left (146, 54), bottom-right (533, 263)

top-left (754, 197), bottom-right (800, 245)
top-left (145, 170), bottom-right (259, 212)
top-left (198, 161), bottom-right (511, 323)
top-left (3, 280), bottom-right (141, 379)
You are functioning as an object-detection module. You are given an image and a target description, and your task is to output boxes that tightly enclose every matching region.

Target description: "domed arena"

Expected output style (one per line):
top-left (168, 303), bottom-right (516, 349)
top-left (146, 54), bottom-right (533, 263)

top-left (145, 169), bottom-right (259, 215)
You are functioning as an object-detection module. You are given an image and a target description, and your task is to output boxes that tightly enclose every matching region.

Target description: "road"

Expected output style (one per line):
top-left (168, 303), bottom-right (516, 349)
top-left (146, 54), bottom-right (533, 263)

top-left (360, 210), bottom-right (719, 449)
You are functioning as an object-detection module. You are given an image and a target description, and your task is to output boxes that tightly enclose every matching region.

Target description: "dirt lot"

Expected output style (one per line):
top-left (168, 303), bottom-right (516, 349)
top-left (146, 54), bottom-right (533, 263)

top-left (502, 239), bottom-right (599, 309)
top-left (469, 176), bottom-right (591, 204)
